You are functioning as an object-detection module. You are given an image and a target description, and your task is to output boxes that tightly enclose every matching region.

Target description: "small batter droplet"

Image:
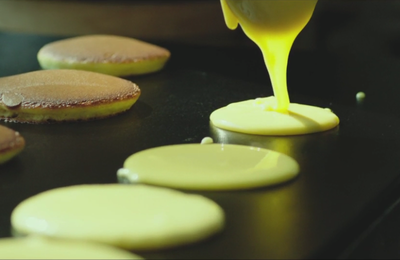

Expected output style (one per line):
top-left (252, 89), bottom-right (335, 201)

top-left (201, 137), bottom-right (214, 145)
top-left (356, 92), bottom-right (366, 102)
top-left (2, 92), bottom-right (24, 108)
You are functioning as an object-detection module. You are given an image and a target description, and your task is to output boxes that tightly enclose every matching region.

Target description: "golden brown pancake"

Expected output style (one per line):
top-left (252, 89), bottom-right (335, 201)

top-left (0, 125), bottom-right (25, 164)
top-left (0, 69), bottom-right (140, 123)
top-left (37, 35), bottom-right (171, 76)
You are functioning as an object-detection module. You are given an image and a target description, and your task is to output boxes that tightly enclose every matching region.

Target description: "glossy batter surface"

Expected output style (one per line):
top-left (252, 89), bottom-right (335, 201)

top-left (11, 184), bottom-right (224, 250)
top-left (211, 96), bottom-right (339, 135)
top-left (0, 237), bottom-right (141, 259)
top-left (118, 143), bottom-right (299, 190)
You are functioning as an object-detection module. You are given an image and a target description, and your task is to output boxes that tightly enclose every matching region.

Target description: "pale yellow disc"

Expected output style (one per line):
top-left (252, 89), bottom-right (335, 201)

top-left (118, 143), bottom-right (299, 190)
top-left (11, 184), bottom-right (224, 250)
top-left (210, 96), bottom-right (339, 135)
top-left (0, 237), bottom-right (141, 259)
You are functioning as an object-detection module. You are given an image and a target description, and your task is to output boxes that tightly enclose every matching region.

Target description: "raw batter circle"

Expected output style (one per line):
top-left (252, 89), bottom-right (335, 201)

top-left (118, 143), bottom-right (299, 190)
top-left (210, 97), bottom-right (339, 135)
top-left (11, 184), bottom-right (224, 250)
top-left (0, 237), bottom-right (141, 259)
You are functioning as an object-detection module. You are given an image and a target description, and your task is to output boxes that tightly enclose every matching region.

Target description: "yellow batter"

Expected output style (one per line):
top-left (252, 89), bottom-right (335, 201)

top-left (211, 96), bottom-right (339, 135)
top-left (0, 237), bottom-right (141, 259)
top-left (11, 184), bottom-right (224, 251)
top-left (211, 0), bottom-right (339, 135)
top-left (118, 143), bottom-right (299, 190)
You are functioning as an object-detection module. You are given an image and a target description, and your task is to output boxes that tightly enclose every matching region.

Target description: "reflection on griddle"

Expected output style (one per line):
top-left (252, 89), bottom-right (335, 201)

top-left (209, 122), bottom-right (339, 159)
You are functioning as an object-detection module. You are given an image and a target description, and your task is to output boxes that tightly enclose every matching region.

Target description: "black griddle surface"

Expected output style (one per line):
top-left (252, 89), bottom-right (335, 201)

top-left (2, 5), bottom-right (400, 257)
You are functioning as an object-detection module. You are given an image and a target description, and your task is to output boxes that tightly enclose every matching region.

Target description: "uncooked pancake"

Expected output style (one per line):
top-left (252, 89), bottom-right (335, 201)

top-left (0, 69), bottom-right (140, 123)
top-left (118, 143), bottom-right (299, 190)
top-left (11, 184), bottom-right (224, 250)
top-left (37, 35), bottom-right (170, 76)
top-left (210, 97), bottom-right (339, 135)
top-left (0, 125), bottom-right (25, 164)
top-left (0, 237), bottom-right (141, 259)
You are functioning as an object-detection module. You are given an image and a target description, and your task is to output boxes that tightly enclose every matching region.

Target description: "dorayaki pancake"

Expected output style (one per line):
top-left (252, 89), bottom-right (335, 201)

top-left (0, 237), bottom-right (142, 259)
top-left (37, 35), bottom-right (171, 76)
top-left (0, 125), bottom-right (25, 164)
top-left (11, 184), bottom-right (225, 251)
top-left (0, 69), bottom-right (140, 123)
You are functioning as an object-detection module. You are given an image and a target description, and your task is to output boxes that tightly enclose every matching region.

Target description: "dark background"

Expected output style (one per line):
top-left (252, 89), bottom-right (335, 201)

top-left (1, 0), bottom-right (400, 258)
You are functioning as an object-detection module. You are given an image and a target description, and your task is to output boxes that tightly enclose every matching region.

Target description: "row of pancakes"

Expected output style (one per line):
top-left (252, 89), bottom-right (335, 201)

top-left (0, 32), bottom-right (298, 258)
top-left (0, 35), bottom-right (170, 163)
top-left (0, 0), bottom-right (340, 258)
top-left (0, 35), bottom-right (252, 259)
top-left (0, 33), bottom-right (292, 258)
top-left (0, 35), bottom-right (185, 259)
top-left (0, 32), bottom-right (299, 259)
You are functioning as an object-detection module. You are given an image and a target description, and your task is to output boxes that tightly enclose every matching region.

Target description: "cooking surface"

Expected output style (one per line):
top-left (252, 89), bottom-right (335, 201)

top-left (2, 2), bottom-right (400, 258)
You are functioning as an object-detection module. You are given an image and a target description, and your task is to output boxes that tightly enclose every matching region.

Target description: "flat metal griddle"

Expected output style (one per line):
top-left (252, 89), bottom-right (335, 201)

top-left (1, 19), bottom-right (400, 259)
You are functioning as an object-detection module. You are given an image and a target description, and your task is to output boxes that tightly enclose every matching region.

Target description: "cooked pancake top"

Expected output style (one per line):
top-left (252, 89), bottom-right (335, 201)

top-left (0, 70), bottom-right (140, 108)
top-left (0, 125), bottom-right (24, 152)
top-left (38, 35), bottom-right (171, 63)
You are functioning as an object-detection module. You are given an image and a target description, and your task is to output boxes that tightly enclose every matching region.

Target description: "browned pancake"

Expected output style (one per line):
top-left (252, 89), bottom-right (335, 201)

top-left (0, 125), bottom-right (25, 164)
top-left (0, 69), bottom-right (141, 123)
top-left (38, 35), bottom-right (171, 76)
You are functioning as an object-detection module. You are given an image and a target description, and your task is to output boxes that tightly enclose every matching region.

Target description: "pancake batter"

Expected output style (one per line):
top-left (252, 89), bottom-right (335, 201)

top-left (11, 184), bottom-right (224, 250)
top-left (211, 0), bottom-right (339, 135)
top-left (118, 143), bottom-right (299, 190)
top-left (0, 237), bottom-right (141, 259)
